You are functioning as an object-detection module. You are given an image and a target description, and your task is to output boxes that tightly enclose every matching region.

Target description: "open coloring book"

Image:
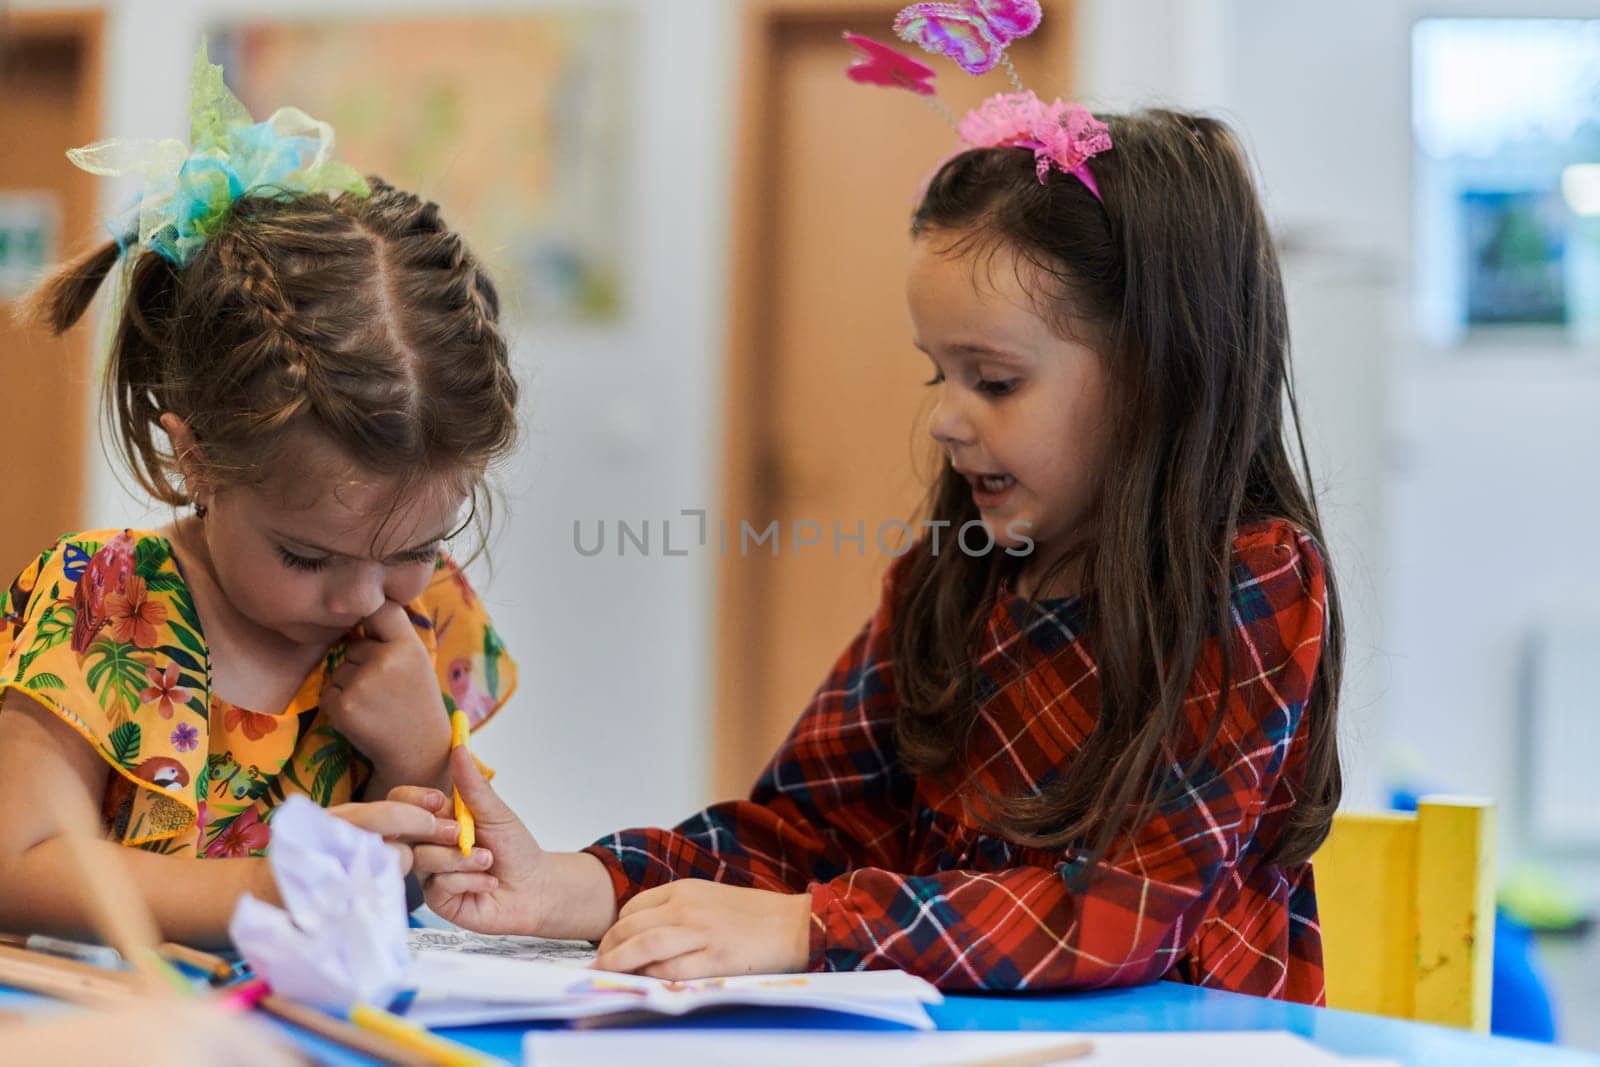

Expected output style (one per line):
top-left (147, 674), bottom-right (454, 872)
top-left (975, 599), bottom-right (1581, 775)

top-left (399, 950), bottom-right (942, 1029)
top-left (404, 927), bottom-right (597, 965)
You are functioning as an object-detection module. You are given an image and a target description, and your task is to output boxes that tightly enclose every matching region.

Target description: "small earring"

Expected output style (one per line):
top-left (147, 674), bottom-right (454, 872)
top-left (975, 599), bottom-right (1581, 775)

top-left (195, 502), bottom-right (208, 519)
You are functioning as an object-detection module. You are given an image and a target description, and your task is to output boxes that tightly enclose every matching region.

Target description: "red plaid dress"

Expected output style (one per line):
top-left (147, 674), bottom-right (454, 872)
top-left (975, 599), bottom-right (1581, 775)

top-left (586, 519), bottom-right (1329, 1002)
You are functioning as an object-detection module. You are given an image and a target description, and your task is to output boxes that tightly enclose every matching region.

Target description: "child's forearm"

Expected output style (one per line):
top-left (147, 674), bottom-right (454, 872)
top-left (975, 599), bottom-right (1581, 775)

top-left (541, 851), bottom-right (620, 942)
top-left (0, 835), bottom-right (277, 948)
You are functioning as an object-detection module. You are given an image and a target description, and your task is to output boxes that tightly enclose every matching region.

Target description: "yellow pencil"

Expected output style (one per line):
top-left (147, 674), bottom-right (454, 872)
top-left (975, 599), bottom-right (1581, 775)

top-left (450, 709), bottom-right (475, 856)
top-left (259, 993), bottom-right (432, 1066)
top-left (348, 1001), bottom-right (495, 1067)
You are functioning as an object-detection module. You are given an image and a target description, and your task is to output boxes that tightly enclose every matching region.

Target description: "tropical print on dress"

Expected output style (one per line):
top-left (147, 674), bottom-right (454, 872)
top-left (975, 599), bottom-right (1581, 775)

top-left (0, 530), bottom-right (516, 857)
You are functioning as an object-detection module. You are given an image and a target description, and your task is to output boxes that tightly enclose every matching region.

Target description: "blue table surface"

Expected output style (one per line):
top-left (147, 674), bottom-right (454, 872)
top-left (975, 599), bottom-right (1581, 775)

top-left (6, 978), bottom-right (1598, 1066)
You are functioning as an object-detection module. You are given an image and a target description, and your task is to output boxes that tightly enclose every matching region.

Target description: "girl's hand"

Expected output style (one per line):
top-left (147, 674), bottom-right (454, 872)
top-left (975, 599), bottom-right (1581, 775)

top-left (593, 881), bottom-right (812, 980)
top-left (327, 798), bottom-right (463, 876)
top-left (324, 600), bottom-right (451, 791)
top-left (399, 745), bottom-right (550, 934)
top-left (401, 748), bottom-right (620, 938)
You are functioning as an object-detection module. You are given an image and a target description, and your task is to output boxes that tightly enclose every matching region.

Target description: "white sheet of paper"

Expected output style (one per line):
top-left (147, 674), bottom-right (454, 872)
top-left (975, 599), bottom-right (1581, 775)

top-left (228, 795), bottom-right (410, 1013)
top-left (400, 953), bottom-right (940, 1029)
top-left (524, 1030), bottom-right (1385, 1067)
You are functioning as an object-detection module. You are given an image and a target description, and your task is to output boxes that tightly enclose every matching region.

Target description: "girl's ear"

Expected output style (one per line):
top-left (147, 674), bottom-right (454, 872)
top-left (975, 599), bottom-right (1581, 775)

top-left (159, 412), bottom-right (210, 508)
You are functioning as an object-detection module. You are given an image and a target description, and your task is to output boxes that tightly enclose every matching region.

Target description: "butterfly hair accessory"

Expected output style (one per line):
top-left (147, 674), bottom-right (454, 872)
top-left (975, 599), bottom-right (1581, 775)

top-left (845, 1), bottom-right (1113, 201)
top-left (845, 33), bottom-right (938, 96)
top-left (844, 33), bottom-right (963, 130)
top-left (893, 1), bottom-right (1041, 85)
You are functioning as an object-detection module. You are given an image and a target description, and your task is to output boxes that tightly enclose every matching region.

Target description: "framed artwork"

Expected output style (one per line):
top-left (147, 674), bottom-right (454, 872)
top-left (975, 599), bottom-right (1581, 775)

top-left (1461, 188), bottom-right (1568, 328)
top-left (212, 13), bottom-right (632, 323)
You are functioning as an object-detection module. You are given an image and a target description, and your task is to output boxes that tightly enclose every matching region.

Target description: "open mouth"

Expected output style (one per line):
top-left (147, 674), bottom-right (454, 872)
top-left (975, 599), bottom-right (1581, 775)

top-left (976, 474), bottom-right (1015, 494)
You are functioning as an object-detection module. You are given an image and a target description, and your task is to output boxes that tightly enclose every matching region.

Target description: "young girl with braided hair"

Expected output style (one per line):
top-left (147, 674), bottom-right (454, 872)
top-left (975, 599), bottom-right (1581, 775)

top-left (0, 52), bottom-right (518, 943)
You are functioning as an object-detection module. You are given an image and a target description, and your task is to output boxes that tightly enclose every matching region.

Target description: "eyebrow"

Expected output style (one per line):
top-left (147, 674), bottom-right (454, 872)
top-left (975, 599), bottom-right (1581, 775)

top-left (271, 528), bottom-right (453, 561)
top-left (915, 341), bottom-right (1031, 365)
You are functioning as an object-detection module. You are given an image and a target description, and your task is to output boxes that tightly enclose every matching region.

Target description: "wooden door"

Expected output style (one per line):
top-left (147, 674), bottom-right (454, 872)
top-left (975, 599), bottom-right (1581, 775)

top-left (715, 1), bottom-right (1075, 795)
top-left (0, 13), bottom-right (102, 578)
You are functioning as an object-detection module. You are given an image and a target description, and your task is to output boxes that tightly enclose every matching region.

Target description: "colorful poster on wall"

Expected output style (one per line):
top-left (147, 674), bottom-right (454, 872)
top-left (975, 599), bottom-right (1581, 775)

top-left (1461, 188), bottom-right (1569, 328)
top-left (212, 13), bottom-right (631, 324)
top-left (0, 193), bottom-right (58, 301)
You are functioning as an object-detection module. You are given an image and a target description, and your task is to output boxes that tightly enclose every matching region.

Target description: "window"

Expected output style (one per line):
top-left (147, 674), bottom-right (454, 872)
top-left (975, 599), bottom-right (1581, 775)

top-left (1413, 18), bottom-right (1600, 347)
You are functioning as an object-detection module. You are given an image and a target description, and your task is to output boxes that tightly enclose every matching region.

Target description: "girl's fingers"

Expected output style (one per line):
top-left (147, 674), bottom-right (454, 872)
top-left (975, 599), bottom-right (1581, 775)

top-left (332, 801), bottom-right (455, 843)
top-left (387, 785), bottom-right (452, 816)
top-left (639, 950), bottom-right (719, 983)
top-left (598, 898), bottom-right (678, 955)
top-left (413, 843), bottom-right (493, 876)
top-left (379, 802), bottom-right (459, 845)
top-left (326, 659), bottom-right (358, 695)
top-left (616, 882), bottom-right (674, 922)
top-left (448, 745), bottom-right (516, 822)
top-left (593, 924), bottom-right (708, 976)
top-left (361, 601), bottom-right (413, 643)
top-left (425, 871), bottom-right (499, 896)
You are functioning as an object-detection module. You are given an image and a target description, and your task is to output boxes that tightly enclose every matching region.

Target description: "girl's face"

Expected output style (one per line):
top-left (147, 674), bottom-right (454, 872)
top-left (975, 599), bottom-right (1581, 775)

top-left (907, 235), bottom-right (1113, 577)
top-left (194, 429), bottom-right (466, 649)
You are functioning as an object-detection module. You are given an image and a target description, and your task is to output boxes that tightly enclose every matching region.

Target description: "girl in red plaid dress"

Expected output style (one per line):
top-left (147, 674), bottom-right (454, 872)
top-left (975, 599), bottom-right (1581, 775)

top-left (400, 108), bottom-right (1344, 1004)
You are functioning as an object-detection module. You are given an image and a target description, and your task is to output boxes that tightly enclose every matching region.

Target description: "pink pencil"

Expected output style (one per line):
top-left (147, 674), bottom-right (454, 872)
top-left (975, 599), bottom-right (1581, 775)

top-left (217, 977), bottom-right (271, 1013)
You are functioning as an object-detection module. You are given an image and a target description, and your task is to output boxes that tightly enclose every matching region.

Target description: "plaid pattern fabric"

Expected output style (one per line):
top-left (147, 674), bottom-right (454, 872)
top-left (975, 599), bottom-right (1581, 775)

top-left (587, 519), bottom-right (1329, 1002)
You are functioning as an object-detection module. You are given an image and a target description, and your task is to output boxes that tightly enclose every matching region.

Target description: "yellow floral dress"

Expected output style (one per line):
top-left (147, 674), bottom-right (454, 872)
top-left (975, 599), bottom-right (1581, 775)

top-left (0, 529), bottom-right (516, 857)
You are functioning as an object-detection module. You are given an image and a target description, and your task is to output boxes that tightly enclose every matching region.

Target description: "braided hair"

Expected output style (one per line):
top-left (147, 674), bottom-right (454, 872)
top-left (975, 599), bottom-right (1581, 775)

top-left (23, 179), bottom-right (519, 544)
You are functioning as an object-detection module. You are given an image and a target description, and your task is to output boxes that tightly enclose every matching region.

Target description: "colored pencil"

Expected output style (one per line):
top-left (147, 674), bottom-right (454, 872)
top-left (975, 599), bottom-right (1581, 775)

top-left (0, 942), bottom-right (137, 1008)
top-left (256, 992), bottom-right (435, 1066)
top-left (350, 1001), bottom-right (496, 1067)
top-left (215, 977), bottom-right (271, 1013)
top-left (159, 941), bottom-right (238, 984)
top-left (450, 709), bottom-right (476, 856)
top-left (0, 932), bottom-right (122, 969)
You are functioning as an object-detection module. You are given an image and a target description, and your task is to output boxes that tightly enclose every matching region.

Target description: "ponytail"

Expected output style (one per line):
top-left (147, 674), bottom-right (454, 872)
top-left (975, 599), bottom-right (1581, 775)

top-left (15, 235), bottom-right (128, 335)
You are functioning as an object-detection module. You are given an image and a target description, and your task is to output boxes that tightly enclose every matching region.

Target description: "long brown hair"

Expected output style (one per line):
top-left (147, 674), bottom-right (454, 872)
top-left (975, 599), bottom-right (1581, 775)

top-left (21, 179), bottom-right (519, 545)
top-left (892, 110), bottom-right (1343, 870)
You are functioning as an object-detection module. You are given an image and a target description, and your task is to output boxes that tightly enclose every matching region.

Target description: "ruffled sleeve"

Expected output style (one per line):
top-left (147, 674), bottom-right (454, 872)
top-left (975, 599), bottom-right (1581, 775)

top-left (413, 555), bottom-right (517, 733)
top-left (0, 531), bottom-right (210, 846)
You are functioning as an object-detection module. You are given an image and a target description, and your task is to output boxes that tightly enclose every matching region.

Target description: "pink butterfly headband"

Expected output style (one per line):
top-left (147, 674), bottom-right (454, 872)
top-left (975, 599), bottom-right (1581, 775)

top-left (845, 1), bottom-right (1112, 201)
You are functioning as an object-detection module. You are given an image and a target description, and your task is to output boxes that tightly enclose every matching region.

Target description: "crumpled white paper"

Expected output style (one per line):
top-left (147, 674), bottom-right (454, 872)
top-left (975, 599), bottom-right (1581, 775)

top-left (228, 794), bottom-right (410, 1012)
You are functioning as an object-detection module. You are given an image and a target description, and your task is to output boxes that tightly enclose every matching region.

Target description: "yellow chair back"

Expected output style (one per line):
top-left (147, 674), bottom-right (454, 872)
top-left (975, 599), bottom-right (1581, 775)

top-left (1314, 796), bottom-right (1495, 1030)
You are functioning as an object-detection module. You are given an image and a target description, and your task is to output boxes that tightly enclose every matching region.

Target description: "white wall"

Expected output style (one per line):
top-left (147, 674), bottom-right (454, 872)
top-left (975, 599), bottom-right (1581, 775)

top-left (22, 0), bottom-right (737, 851)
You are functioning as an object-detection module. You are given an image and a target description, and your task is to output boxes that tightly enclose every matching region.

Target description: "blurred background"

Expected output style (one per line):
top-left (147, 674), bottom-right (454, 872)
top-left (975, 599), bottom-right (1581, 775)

top-left (2, 0), bottom-right (1596, 1049)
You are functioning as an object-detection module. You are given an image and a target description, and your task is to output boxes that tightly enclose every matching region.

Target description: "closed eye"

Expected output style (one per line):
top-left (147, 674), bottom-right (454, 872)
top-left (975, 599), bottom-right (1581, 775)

top-left (923, 371), bottom-right (945, 387)
top-left (277, 546), bottom-right (330, 572)
top-left (977, 378), bottom-right (1019, 397)
top-left (277, 545), bottom-right (439, 571)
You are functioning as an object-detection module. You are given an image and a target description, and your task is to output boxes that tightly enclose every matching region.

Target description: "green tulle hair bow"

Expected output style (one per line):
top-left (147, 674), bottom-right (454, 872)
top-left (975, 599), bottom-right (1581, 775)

top-left (67, 41), bottom-right (370, 267)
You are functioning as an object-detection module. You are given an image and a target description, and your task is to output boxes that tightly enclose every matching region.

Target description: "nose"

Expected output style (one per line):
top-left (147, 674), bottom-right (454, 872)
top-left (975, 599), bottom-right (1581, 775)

top-left (326, 564), bottom-right (385, 622)
top-left (928, 383), bottom-right (975, 452)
